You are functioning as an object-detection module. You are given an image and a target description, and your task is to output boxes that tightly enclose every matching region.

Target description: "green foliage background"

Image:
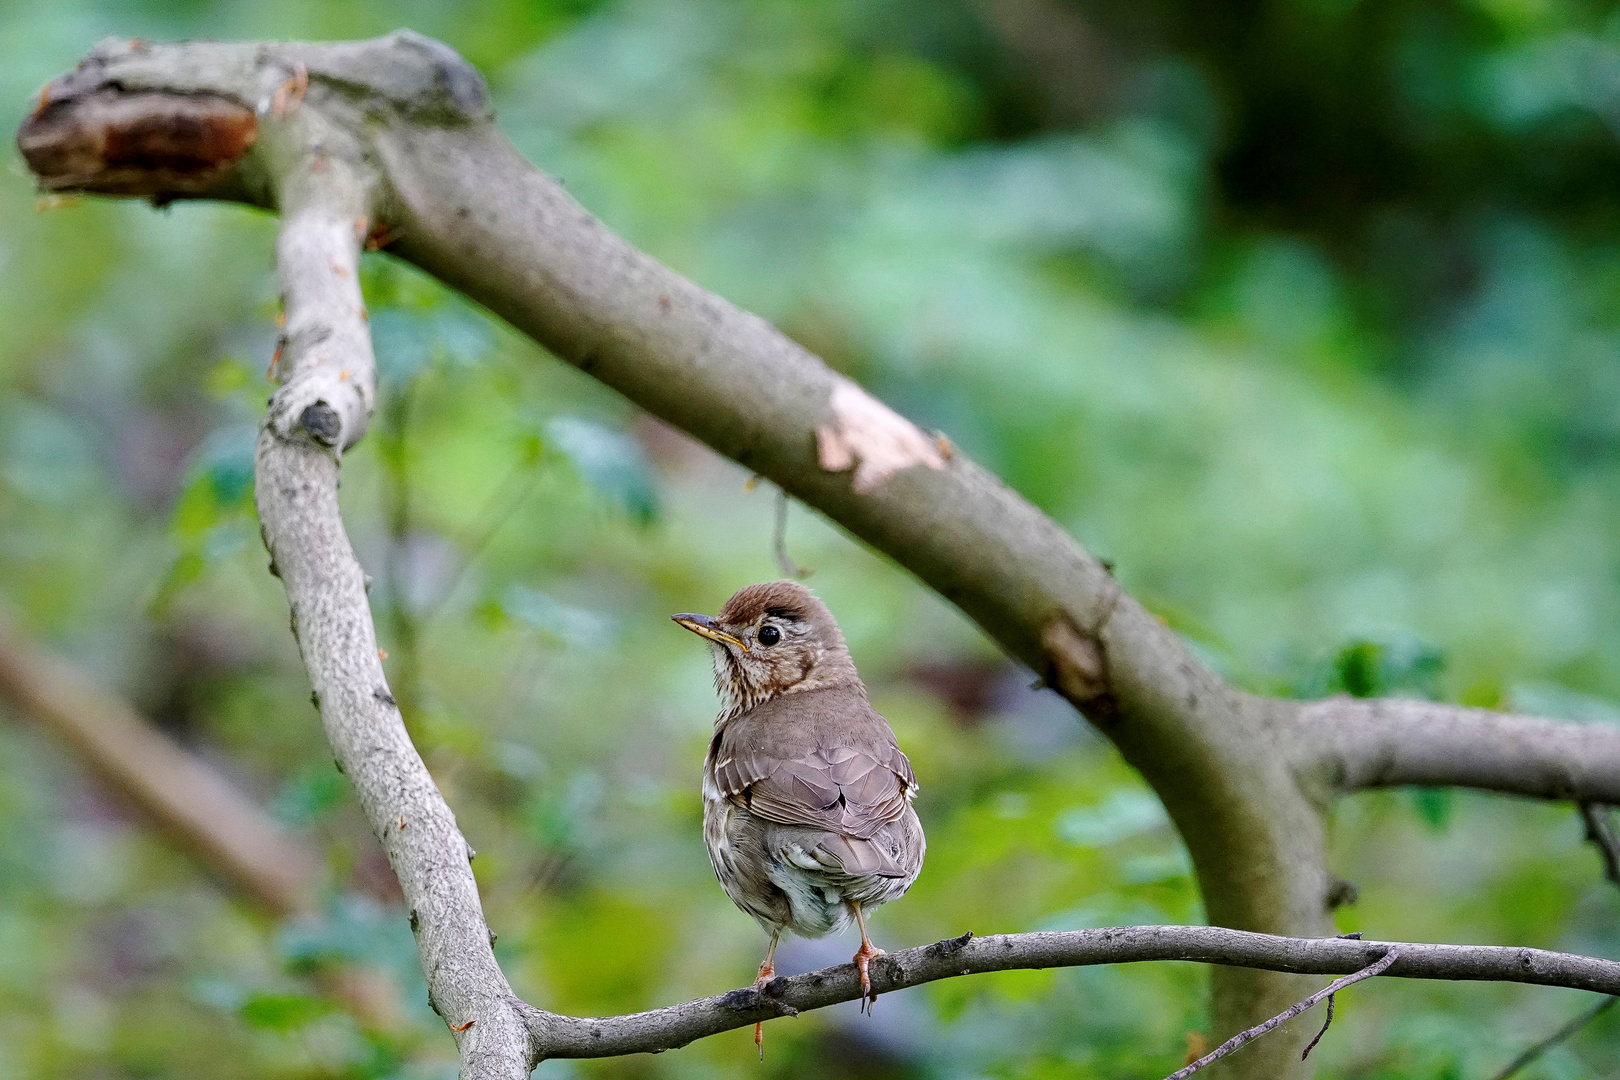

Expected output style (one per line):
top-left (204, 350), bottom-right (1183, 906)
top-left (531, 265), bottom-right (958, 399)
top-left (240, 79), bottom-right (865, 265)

top-left (3, 0), bottom-right (1620, 1076)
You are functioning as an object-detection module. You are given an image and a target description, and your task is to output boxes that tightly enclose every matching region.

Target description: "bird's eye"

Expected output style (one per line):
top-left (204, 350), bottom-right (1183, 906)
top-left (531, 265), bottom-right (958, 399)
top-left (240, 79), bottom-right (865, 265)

top-left (757, 625), bottom-right (781, 647)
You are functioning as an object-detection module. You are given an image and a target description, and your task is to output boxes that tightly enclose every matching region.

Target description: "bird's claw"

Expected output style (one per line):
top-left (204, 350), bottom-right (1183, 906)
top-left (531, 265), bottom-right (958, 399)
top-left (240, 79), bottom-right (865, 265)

top-left (853, 942), bottom-right (885, 1014)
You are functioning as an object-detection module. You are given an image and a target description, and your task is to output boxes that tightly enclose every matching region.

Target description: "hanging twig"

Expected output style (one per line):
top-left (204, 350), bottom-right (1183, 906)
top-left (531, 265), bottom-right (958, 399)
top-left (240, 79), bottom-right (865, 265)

top-left (1580, 802), bottom-right (1620, 888)
top-left (1485, 995), bottom-right (1616, 1080)
top-left (773, 487), bottom-right (809, 579)
top-left (1161, 948), bottom-right (1400, 1080)
top-left (1299, 988), bottom-right (1335, 1060)
top-left (1300, 931), bottom-right (1362, 1061)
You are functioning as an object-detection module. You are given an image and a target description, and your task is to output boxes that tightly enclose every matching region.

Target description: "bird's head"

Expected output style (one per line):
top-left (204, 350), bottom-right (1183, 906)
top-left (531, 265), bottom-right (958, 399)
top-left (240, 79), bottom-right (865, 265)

top-left (673, 580), bottom-right (861, 719)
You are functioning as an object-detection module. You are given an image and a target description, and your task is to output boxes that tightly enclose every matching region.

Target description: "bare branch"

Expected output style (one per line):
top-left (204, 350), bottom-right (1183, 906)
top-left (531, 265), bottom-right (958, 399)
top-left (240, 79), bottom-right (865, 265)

top-left (1486, 995), bottom-right (1617, 1080)
top-left (1164, 948), bottom-right (1398, 1080)
top-left (529, 928), bottom-right (1618, 1060)
top-left (772, 488), bottom-right (809, 579)
top-left (0, 612), bottom-right (319, 915)
top-left (1300, 697), bottom-right (1620, 803)
top-left (199, 57), bottom-right (540, 1077)
top-left (1580, 803), bottom-right (1620, 887)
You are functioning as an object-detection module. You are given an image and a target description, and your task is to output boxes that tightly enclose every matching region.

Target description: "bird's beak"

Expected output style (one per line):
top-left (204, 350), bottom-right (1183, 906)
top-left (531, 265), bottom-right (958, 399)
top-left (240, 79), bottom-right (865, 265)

top-left (671, 613), bottom-right (749, 652)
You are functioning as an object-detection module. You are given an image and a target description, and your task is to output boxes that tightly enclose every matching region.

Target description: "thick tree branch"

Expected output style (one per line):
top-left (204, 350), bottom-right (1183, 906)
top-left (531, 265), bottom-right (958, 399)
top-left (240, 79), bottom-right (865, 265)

top-left (1298, 698), bottom-right (1620, 802)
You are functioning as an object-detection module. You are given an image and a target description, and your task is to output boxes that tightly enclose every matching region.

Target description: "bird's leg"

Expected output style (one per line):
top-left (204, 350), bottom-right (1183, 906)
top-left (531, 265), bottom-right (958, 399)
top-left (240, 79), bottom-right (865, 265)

top-left (753, 932), bottom-right (780, 1058)
top-left (755, 932), bottom-right (780, 987)
top-left (851, 902), bottom-right (884, 1014)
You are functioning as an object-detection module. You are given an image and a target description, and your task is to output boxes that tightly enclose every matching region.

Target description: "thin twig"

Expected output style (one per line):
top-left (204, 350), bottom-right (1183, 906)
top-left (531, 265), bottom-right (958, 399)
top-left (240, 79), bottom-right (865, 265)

top-left (380, 378), bottom-right (423, 719)
top-left (1161, 948), bottom-right (1399, 1080)
top-left (1580, 803), bottom-right (1620, 888)
top-left (773, 488), bottom-right (809, 579)
top-left (1486, 995), bottom-right (1617, 1080)
top-left (1300, 991), bottom-right (1334, 1060)
top-left (1301, 930), bottom-right (1361, 1060)
top-left (1481, 807), bottom-right (1620, 1080)
top-left (426, 457), bottom-right (543, 620)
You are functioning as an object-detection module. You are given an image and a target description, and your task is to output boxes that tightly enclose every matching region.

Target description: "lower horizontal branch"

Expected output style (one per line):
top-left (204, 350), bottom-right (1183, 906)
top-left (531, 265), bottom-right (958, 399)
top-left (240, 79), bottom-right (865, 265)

top-left (530, 924), bottom-right (1620, 1059)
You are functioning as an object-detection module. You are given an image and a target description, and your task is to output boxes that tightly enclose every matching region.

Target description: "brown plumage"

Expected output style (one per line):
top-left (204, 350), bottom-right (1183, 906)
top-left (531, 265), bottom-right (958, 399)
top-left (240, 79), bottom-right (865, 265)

top-left (673, 581), bottom-right (925, 1034)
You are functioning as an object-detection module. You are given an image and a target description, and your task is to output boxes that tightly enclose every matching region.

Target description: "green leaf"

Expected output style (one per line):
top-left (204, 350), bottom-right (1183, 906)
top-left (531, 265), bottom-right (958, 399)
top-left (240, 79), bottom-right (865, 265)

top-left (501, 585), bottom-right (613, 648)
top-left (270, 765), bottom-right (350, 827)
top-left (238, 991), bottom-right (331, 1032)
top-left (1321, 635), bottom-right (1446, 700)
top-left (1411, 787), bottom-right (1455, 832)
top-left (544, 415), bottom-right (660, 525)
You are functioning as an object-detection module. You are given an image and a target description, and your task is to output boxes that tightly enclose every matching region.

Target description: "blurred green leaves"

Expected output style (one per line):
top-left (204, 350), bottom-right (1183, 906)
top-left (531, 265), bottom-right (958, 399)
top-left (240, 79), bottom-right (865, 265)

top-left (151, 423), bottom-right (258, 616)
top-left (272, 763), bottom-right (351, 829)
top-left (541, 415), bottom-right (659, 526)
top-left (498, 584), bottom-right (614, 648)
top-left (237, 990), bottom-right (333, 1032)
top-left (1326, 637), bottom-right (1447, 702)
top-left (370, 307), bottom-right (494, 388)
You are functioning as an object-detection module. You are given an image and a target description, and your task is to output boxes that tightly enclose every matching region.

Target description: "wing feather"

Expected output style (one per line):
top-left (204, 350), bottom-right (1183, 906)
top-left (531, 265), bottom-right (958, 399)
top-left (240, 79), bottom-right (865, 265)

top-left (707, 686), bottom-right (916, 844)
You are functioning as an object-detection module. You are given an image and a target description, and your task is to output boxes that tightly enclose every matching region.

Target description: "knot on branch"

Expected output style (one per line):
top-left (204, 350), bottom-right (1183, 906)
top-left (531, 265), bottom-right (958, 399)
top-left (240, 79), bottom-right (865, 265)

top-left (267, 369), bottom-right (369, 450)
top-left (928, 931), bottom-right (975, 957)
top-left (718, 980), bottom-right (798, 1017)
top-left (1041, 613), bottom-right (1117, 721)
top-left (299, 403), bottom-right (342, 445)
top-left (1325, 875), bottom-right (1360, 911)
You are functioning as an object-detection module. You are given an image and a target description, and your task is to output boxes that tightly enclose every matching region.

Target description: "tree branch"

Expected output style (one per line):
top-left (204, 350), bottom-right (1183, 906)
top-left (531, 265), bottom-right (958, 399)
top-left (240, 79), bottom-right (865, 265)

top-left (165, 53), bottom-right (545, 1077)
top-left (529, 928), bottom-right (1617, 1060)
top-left (0, 612), bottom-right (319, 915)
top-left (1298, 698), bottom-right (1620, 802)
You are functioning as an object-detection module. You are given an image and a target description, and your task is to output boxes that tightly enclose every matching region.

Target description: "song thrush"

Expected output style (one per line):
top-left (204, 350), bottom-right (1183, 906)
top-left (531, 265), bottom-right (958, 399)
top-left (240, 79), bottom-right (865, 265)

top-left (674, 581), bottom-right (925, 1042)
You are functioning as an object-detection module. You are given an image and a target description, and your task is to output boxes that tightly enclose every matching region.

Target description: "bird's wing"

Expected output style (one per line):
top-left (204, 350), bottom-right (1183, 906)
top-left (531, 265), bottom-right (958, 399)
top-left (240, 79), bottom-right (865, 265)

top-left (711, 696), bottom-right (916, 845)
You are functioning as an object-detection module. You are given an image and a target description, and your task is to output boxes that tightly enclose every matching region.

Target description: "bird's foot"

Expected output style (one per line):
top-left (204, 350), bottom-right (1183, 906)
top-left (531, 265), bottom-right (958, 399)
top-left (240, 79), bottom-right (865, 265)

top-left (752, 958), bottom-right (780, 1060)
top-left (853, 940), bottom-right (885, 1015)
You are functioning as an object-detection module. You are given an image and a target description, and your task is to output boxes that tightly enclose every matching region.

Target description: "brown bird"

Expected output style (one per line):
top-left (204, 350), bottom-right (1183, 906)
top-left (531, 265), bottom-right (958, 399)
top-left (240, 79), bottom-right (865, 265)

top-left (673, 581), bottom-right (925, 1038)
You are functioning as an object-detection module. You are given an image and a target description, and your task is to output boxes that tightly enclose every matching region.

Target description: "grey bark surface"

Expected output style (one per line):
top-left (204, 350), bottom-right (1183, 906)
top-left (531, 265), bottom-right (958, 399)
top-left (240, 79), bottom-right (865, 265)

top-left (1301, 697), bottom-right (1620, 801)
top-left (530, 927), bottom-right (1620, 1059)
top-left (16, 32), bottom-right (1620, 1080)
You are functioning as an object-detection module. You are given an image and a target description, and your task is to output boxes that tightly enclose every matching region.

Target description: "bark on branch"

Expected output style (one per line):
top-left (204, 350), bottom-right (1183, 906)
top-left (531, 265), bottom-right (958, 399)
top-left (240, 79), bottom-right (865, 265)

top-left (528, 927), bottom-right (1620, 1059)
top-left (1299, 697), bottom-right (1620, 802)
top-left (18, 33), bottom-right (1620, 1080)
